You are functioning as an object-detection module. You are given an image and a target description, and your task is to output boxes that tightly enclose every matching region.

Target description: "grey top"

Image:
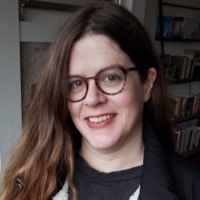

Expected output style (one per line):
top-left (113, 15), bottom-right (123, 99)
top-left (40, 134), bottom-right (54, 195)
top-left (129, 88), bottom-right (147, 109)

top-left (69, 155), bottom-right (142, 200)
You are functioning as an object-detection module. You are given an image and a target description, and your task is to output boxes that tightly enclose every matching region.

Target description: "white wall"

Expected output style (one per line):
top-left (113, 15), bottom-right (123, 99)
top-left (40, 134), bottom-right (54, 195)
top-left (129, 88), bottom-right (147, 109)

top-left (132, 0), bottom-right (147, 24)
top-left (0, 0), bottom-right (22, 165)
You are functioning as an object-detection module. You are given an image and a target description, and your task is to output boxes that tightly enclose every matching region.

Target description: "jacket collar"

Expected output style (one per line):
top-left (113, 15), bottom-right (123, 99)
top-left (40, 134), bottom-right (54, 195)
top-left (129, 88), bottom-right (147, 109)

top-left (53, 120), bottom-right (180, 200)
top-left (139, 121), bottom-right (179, 200)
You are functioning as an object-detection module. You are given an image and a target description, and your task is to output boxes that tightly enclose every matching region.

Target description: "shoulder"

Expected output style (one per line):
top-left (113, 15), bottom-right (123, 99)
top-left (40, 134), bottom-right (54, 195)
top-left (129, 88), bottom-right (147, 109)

top-left (166, 150), bottom-right (200, 199)
top-left (166, 150), bottom-right (200, 180)
top-left (52, 181), bottom-right (69, 200)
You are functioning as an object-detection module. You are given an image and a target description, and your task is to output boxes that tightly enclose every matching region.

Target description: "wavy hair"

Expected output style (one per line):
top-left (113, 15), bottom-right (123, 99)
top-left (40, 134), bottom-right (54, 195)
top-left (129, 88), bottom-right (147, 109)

top-left (0, 2), bottom-right (171, 199)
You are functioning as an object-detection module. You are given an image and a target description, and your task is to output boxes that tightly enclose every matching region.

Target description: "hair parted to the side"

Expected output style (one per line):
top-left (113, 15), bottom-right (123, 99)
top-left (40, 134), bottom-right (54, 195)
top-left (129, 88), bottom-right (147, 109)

top-left (0, 2), bottom-right (171, 199)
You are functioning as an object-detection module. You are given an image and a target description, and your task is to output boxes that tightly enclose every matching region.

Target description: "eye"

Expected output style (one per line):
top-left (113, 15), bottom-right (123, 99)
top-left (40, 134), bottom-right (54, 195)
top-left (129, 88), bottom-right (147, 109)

top-left (106, 74), bottom-right (121, 82)
top-left (99, 69), bottom-right (124, 85)
top-left (68, 78), bottom-right (85, 92)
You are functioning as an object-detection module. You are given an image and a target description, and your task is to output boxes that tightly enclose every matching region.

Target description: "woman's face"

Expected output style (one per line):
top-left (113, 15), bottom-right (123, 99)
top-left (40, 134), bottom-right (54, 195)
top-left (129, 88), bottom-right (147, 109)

top-left (68, 34), bottom-right (156, 153)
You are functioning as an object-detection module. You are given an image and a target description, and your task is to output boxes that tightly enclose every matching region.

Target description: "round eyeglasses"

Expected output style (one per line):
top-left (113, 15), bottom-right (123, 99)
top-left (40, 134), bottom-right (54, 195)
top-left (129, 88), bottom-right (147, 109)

top-left (67, 66), bottom-right (138, 102)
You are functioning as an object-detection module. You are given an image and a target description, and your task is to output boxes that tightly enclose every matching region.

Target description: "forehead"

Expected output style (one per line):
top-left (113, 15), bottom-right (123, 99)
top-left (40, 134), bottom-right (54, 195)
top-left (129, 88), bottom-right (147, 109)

top-left (68, 34), bottom-right (133, 75)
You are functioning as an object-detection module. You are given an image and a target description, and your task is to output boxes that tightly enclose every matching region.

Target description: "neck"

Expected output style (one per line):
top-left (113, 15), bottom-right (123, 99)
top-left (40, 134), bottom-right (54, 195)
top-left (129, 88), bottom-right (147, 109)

top-left (80, 131), bottom-right (144, 173)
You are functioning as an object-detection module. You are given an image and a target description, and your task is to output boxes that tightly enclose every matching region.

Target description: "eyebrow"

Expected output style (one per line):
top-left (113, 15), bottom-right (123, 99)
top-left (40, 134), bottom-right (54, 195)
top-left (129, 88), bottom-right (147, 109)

top-left (68, 64), bottom-right (127, 77)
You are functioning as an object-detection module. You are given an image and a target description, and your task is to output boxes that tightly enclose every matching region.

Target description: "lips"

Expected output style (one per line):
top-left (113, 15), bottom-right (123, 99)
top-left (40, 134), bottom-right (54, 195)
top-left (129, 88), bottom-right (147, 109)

top-left (85, 114), bottom-right (115, 128)
top-left (88, 114), bottom-right (114, 123)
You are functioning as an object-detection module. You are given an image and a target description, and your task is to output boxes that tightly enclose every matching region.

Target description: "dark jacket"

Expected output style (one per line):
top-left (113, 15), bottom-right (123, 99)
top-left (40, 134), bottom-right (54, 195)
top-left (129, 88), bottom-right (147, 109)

top-left (140, 122), bottom-right (200, 200)
top-left (53, 121), bottom-right (200, 199)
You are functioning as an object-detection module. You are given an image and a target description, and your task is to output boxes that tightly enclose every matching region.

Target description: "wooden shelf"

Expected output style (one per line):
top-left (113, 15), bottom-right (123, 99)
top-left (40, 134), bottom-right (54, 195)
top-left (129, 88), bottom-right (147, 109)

top-left (162, 2), bottom-right (200, 11)
top-left (24, 1), bottom-right (79, 11)
top-left (170, 113), bottom-right (200, 124)
top-left (183, 147), bottom-right (200, 165)
top-left (168, 79), bottom-right (200, 84)
top-left (184, 147), bottom-right (200, 156)
top-left (22, 0), bottom-right (112, 11)
top-left (155, 37), bottom-right (200, 42)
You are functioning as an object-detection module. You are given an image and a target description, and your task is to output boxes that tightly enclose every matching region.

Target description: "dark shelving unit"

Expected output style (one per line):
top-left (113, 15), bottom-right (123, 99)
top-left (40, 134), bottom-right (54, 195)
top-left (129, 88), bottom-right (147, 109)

top-left (158, 0), bottom-right (200, 163)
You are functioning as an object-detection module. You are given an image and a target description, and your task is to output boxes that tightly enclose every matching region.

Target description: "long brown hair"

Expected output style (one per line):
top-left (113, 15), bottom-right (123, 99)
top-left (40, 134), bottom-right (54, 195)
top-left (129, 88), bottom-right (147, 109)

top-left (0, 2), bottom-right (171, 199)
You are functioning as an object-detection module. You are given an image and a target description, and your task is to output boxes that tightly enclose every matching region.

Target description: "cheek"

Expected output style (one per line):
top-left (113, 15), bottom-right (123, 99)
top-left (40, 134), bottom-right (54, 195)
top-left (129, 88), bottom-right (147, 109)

top-left (114, 88), bottom-right (144, 124)
top-left (118, 80), bottom-right (146, 124)
top-left (119, 80), bottom-right (146, 108)
top-left (114, 86), bottom-right (144, 134)
top-left (68, 103), bottom-right (84, 134)
top-left (68, 102), bottom-right (80, 120)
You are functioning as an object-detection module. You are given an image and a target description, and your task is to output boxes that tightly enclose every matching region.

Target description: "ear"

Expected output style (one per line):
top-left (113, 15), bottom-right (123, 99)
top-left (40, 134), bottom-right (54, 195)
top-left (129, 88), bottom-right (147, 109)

top-left (143, 67), bottom-right (157, 102)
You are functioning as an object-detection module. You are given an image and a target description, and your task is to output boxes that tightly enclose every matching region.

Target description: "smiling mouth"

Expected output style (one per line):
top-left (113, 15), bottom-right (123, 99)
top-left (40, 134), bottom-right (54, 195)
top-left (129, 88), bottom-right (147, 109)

top-left (88, 114), bottom-right (114, 123)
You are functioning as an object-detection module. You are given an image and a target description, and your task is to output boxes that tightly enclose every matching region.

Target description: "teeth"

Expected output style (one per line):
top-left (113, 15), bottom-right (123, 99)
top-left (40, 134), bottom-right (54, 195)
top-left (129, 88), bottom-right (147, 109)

top-left (88, 115), bottom-right (113, 123)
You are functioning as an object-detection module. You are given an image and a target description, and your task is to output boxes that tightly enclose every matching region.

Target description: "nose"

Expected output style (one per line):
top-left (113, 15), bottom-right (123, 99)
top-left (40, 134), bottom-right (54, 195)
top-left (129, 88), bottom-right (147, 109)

top-left (83, 80), bottom-right (107, 107)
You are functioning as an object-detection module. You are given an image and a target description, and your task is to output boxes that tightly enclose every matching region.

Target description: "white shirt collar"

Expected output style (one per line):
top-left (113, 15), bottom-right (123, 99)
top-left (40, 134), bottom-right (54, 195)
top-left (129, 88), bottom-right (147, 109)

top-left (52, 181), bottom-right (140, 200)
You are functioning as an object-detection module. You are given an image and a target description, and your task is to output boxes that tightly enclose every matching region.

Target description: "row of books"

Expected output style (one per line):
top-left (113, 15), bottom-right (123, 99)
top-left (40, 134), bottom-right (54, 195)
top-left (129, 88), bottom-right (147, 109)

top-left (164, 55), bottom-right (200, 82)
top-left (184, 49), bottom-right (200, 59)
top-left (173, 126), bottom-right (200, 154)
top-left (155, 16), bottom-right (200, 40)
top-left (170, 95), bottom-right (200, 119)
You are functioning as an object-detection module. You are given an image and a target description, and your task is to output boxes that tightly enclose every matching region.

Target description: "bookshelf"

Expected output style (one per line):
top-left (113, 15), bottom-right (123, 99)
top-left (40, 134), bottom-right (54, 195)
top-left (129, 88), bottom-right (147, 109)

top-left (157, 0), bottom-right (200, 163)
top-left (184, 147), bottom-right (200, 165)
top-left (176, 113), bottom-right (200, 124)
top-left (157, 0), bottom-right (200, 57)
top-left (155, 15), bottom-right (200, 42)
top-left (169, 79), bottom-right (200, 84)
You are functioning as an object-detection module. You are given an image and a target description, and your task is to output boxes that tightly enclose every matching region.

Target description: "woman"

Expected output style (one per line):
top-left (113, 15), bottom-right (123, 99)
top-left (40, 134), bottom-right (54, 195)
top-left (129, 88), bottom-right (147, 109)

top-left (1, 2), bottom-right (199, 200)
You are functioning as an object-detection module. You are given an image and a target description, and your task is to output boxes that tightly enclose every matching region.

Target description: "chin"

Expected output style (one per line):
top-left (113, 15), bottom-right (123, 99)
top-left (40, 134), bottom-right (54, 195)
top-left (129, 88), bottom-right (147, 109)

top-left (88, 138), bottom-right (119, 151)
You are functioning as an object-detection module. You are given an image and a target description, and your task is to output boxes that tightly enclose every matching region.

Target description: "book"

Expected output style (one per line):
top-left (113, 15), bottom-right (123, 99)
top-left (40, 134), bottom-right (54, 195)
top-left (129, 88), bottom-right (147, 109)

top-left (171, 95), bottom-right (200, 119)
top-left (185, 96), bottom-right (195, 117)
top-left (191, 58), bottom-right (200, 80)
top-left (184, 58), bottom-right (193, 79)
top-left (155, 16), bottom-right (174, 39)
top-left (173, 126), bottom-right (200, 154)
top-left (173, 96), bottom-right (183, 118)
top-left (156, 16), bottom-right (200, 40)
top-left (172, 17), bottom-right (184, 38)
top-left (184, 50), bottom-right (200, 59)
top-left (169, 56), bottom-right (188, 81)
